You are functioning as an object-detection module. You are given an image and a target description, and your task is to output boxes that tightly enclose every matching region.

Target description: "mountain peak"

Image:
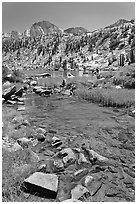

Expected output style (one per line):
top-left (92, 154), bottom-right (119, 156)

top-left (64, 27), bottom-right (89, 34)
top-left (30, 20), bottom-right (62, 37)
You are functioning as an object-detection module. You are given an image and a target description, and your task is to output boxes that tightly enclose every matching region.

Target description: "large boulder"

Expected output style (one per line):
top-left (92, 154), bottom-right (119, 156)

top-left (23, 172), bottom-right (58, 199)
top-left (2, 85), bottom-right (16, 100)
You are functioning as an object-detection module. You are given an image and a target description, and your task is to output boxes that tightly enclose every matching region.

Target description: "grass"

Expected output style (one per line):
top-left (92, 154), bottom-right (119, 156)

top-left (2, 107), bottom-right (39, 202)
top-left (2, 148), bottom-right (39, 202)
top-left (76, 87), bottom-right (135, 108)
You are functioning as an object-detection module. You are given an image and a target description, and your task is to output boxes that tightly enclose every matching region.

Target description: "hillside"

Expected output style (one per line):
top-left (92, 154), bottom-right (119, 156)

top-left (64, 27), bottom-right (89, 34)
top-left (2, 18), bottom-right (135, 74)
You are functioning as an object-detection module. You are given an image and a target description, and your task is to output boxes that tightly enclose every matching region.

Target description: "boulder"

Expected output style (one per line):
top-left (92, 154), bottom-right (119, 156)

top-left (51, 136), bottom-right (60, 143)
top-left (71, 184), bottom-right (90, 200)
top-left (36, 127), bottom-right (46, 135)
top-left (17, 137), bottom-right (32, 148)
top-left (2, 98), bottom-right (5, 103)
top-left (37, 133), bottom-right (45, 142)
top-left (52, 141), bottom-right (62, 148)
top-left (84, 175), bottom-right (94, 187)
top-left (61, 90), bottom-right (71, 96)
top-left (48, 129), bottom-right (58, 134)
top-left (3, 81), bottom-right (11, 88)
top-left (2, 85), bottom-right (16, 100)
top-left (21, 119), bottom-right (30, 126)
top-left (62, 198), bottom-right (82, 202)
top-left (17, 106), bottom-right (26, 111)
top-left (15, 87), bottom-right (24, 97)
top-left (30, 80), bottom-right (37, 86)
top-left (24, 172), bottom-right (58, 199)
top-left (60, 148), bottom-right (76, 165)
top-left (53, 159), bottom-right (64, 172)
top-left (74, 169), bottom-right (89, 181)
top-left (78, 153), bottom-right (90, 164)
top-left (38, 158), bottom-right (54, 173)
top-left (82, 146), bottom-right (109, 165)
top-left (6, 100), bottom-right (17, 105)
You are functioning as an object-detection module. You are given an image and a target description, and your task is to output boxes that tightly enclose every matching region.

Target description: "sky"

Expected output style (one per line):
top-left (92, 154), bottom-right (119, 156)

top-left (2, 2), bottom-right (135, 33)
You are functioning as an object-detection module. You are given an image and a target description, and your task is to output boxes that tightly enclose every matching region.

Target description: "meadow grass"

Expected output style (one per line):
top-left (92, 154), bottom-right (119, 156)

top-left (76, 87), bottom-right (135, 108)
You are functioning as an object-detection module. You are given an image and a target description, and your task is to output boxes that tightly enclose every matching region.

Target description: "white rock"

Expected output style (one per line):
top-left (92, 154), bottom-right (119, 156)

top-left (24, 172), bottom-right (58, 196)
top-left (88, 149), bottom-right (108, 162)
top-left (17, 137), bottom-right (31, 148)
top-left (78, 153), bottom-right (89, 164)
top-left (84, 175), bottom-right (94, 187)
top-left (60, 148), bottom-right (76, 165)
top-left (17, 106), bottom-right (25, 111)
top-left (71, 184), bottom-right (90, 200)
top-left (36, 127), bottom-right (46, 135)
top-left (62, 198), bottom-right (82, 202)
top-left (52, 136), bottom-right (60, 143)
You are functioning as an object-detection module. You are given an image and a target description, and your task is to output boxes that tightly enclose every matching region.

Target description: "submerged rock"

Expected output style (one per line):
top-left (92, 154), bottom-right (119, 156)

top-left (71, 184), bottom-right (90, 200)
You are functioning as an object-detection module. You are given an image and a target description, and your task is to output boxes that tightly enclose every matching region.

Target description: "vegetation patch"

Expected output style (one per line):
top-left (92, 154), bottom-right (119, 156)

top-left (76, 87), bottom-right (135, 108)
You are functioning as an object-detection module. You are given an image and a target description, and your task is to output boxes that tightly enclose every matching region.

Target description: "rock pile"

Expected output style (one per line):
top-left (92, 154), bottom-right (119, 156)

top-left (9, 127), bottom-right (135, 202)
top-left (2, 84), bottom-right (27, 107)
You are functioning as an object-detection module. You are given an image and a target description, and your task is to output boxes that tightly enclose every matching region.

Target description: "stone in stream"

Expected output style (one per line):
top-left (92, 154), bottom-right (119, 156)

top-left (15, 87), bottom-right (24, 97)
top-left (38, 158), bottom-right (54, 173)
top-left (6, 100), bottom-right (17, 105)
top-left (84, 175), bottom-right (94, 187)
top-left (17, 137), bottom-right (32, 148)
top-left (105, 185), bottom-right (123, 198)
top-left (78, 153), bottom-right (90, 165)
top-left (87, 180), bottom-right (103, 196)
top-left (37, 133), bottom-right (46, 142)
top-left (52, 141), bottom-right (62, 148)
top-left (53, 159), bottom-right (64, 172)
top-left (60, 148), bottom-right (76, 165)
top-left (17, 106), bottom-right (26, 111)
top-left (2, 85), bottom-right (16, 100)
top-left (48, 129), bottom-right (58, 134)
top-left (22, 119), bottom-right (30, 126)
top-left (23, 172), bottom-right (58, 199)
top-left (51, 136), bottom-right (60, 143)
top-left (17, 101), bottom-right (24, 105)
top-left (62, 198), bottom-right (82, 202)
top-left (74, 169), bottom-right (89, 181)
top-left (71, 184), bottom-right (90, 200)
top-left (82, 145), bottom-right (110, 165)
top-left (36, 127), bottom-right (46, 135)
top-left (123, 167), bottom-right (135, 178)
